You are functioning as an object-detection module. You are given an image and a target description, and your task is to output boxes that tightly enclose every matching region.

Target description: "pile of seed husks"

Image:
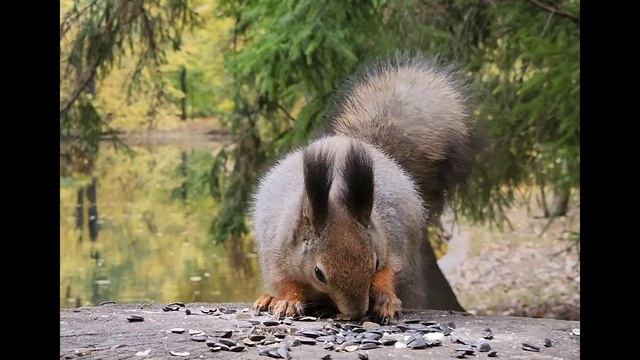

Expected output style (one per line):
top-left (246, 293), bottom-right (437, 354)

top-left (140, 303), bottom-right (564, 358)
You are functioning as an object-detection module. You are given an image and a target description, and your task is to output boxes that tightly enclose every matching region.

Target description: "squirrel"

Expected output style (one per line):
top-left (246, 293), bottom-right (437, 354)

top-left (251, 53), bottom-right (476, 322)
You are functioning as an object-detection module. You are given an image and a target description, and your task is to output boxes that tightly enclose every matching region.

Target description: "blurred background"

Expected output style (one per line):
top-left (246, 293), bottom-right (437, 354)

top-left (60, 0), bottom-right (579, 320)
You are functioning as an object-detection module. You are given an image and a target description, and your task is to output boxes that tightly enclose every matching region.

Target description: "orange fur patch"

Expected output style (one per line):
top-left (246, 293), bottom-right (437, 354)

top-left (372, 266), bottom-right (396, 296)
top-left (279, 280), bottom-right (306, 303)
top-left (371, 266), bottom-right (401, 322)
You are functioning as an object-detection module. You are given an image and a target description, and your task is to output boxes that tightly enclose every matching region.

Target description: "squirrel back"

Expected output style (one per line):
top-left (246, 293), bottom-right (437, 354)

top-left (329, 53), bottom-right (475, 219)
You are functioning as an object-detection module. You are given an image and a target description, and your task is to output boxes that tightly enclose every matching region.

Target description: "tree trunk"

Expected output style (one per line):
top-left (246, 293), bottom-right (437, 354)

top-left (76, 187), bottom-right (84, 242)
top-left (538, 186), bottom-right (550, 218)
top-left (550, 185), bottom-right (570, 217)
top-left (180, 151), bottom-right (188, 201)
top-left (549, 160), bottom-right (571, 217)
top-left (419, 235), bottom-right (465, 311)
top-left (87, 178), bottom-right (99, 242)
top-left (180, 66), bottom-right (187, 121)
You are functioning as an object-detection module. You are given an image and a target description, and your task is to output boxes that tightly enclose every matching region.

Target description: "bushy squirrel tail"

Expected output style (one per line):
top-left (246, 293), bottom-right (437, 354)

top-left (329, 52), bottom-right (477, 218)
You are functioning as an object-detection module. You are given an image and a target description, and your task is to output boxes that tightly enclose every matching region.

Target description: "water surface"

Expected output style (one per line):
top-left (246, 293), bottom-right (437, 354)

top-left (60, 143), bottom-right (262, 308)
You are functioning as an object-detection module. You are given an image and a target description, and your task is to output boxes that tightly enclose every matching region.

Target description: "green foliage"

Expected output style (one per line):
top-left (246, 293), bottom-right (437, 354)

top-left (204, 0), bottom-right (392, 241)
top-left (60, 0), bottom-right (199, 173)
top-left (60, 0), bottom-right (580, 242)
top-left (170, 150), bottom-right (216, 200)
top-left (208, 0), bottom-right (580, 240)
top-left (452, 0), bottom-right (580, 226)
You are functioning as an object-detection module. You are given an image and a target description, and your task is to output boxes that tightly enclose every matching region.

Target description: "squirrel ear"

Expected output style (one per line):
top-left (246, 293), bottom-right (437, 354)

top-left (340, 143), bottom-right (374, 227)
top-left (303, 148), bottom-right (334, 231)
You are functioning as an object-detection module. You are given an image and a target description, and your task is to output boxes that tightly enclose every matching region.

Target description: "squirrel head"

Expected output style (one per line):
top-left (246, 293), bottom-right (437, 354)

top-left (298, 143), bottom-right (379, 319)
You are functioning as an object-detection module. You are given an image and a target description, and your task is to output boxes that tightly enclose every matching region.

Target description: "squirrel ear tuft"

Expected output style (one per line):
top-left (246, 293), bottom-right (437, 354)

top-left (303, 148), bottom-right (334, 231)
top-left (340, 143), bottom-right (374, 226)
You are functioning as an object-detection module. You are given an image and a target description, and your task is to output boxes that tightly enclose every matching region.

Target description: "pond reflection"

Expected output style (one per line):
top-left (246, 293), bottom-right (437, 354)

top-left (60, 144), bottom-right (262, 308)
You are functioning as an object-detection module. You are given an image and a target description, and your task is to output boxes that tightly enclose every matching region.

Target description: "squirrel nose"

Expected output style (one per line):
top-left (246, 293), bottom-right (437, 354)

top-left (348, 310), bottom-right (366, 320)
top-left (341, 299), bottom-right (369, 320)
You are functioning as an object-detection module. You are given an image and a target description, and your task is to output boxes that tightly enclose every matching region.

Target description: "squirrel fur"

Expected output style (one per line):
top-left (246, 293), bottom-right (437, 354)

top-left (251, 53), bottom-right (475, 321)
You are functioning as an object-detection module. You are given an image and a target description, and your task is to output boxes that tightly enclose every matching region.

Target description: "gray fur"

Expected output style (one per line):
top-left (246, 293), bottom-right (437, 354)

top-left (251, 54), bottom-right (475, 311)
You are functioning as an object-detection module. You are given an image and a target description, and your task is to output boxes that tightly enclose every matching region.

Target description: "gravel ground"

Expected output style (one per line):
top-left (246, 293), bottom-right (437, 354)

top-left (441, 196), bottom-right (580, 321)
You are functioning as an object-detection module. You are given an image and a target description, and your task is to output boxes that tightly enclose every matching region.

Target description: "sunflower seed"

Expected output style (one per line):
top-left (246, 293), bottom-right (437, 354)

top-left (362, 333), bottom-right (381, 341)
top-left (243, 338), bottom-right (258, 346)
top-left (455, 345), bottom-right (475, 355)
top-left (296, 337), bottom-right (317, 345)
top-left (442, 325), bottom-right (452, 336)
top-left (219, 330), bottom-right (233, 338)
top-left (277, 344), bottom-right (290, 359)
top-left (135, 349), bottom-right (151, 356)
top-left (169, 351), bottom-right (190, 357)
top-left (420, 320), bottom-right (438, 326)
top-left (344, 345), bottom-right (359, 352)
top-left (381, 338), bottom-right (397, 346)
top-left (424, 332), bottom-right (444, 344)
top-left (317, 335), bottom-right (336, 342)
top-left (218, 339), bottom-right (237, 347)
top-left (215, 343), bottom-right (230, 351)
top-left (363, 321), bottom-right (380, 330)
top-left (521, 343), bottom-right (540, 352)
top-left (301, 330), bottom-right (325, 338)
top-left (361, 339), bottom-right (382, 345)
top-left (408, 339), bottom-right (428, 349)
top-left (359, 342), bottom-right (378, 350)
top-left (298, 316), bottom-right (318, 321)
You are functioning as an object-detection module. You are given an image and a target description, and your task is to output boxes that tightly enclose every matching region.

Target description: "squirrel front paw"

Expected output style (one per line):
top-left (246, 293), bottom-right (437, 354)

top-left (253, 293), bottom-right (304, 319)
top-left (253, 294), bottom-right (276, 314)
top-left (371, 292), bottom-right (402, 324)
